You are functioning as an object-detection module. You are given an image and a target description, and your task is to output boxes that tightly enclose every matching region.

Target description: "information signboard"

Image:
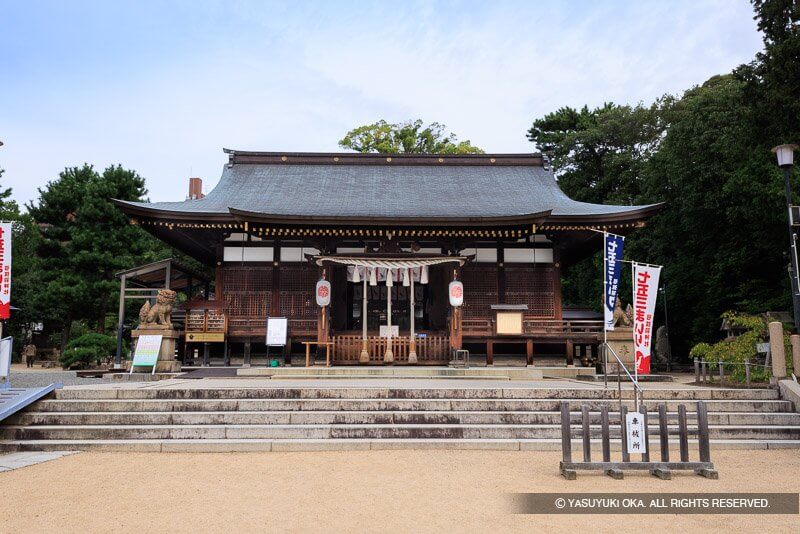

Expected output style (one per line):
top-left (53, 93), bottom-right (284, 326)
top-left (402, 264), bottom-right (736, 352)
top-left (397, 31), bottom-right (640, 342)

top-left (266, 317), bottom-right (288, 346)
top-left (131, 335), bottom-right (162, 374)
top-left (0, 337), bottom-right (12, 387)
top-left (626, 411), bottom-right (647, 454)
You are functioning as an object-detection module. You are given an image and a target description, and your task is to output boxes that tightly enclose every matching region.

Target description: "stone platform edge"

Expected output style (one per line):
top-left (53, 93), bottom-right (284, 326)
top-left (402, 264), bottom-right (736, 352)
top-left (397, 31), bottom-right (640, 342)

top-left (235, 367), bottom-right (565, 380)
top-left (2, 438), bottom-right (798, 453)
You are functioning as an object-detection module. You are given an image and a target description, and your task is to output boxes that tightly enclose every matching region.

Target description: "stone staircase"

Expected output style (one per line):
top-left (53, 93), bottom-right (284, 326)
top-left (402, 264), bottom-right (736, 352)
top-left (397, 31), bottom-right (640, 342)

top-left (1, 386), bottom-right (798, 452)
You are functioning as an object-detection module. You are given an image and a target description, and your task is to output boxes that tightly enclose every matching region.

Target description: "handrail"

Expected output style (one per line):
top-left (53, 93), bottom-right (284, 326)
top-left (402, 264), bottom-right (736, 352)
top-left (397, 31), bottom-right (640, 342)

top-left (603, 342), bottom-right (643, 412)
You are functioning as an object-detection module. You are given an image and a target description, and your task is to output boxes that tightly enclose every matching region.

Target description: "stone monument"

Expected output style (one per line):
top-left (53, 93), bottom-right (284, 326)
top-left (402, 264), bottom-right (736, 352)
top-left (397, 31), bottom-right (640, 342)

top-left (131, 289), bottom-right (181, 373)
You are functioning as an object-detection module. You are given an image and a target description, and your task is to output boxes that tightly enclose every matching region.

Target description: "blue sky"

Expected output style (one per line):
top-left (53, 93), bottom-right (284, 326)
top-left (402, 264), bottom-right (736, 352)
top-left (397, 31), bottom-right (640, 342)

top-left (1, 1), bottom-right (764, 207)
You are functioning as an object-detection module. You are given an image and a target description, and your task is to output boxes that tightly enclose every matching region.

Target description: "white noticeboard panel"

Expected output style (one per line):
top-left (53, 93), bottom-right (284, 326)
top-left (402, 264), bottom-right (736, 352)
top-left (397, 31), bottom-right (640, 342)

top-left (626, 411), bottom-right (647, 454)
top-left (379, 325), bottom-right (399, 339)
top-left (131, 335), bottom-right (162, 374)
top-left (0, 337), bottom-right (12, 383)
top-left (266, 317), bottom-right (288, 346)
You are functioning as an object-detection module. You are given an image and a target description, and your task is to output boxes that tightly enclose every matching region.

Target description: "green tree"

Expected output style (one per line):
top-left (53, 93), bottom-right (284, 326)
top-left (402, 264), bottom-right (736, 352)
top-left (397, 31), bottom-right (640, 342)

top-left (26, 164), bottom-right (169, 348)
top-left (527, 102), bottom-right (667, 205)
top-left (630, 75), bottom-right (789, 358)
top-left (736, 0), bottom-right (800, 146)
top-left (0, 168), bottom-right (46, 358)
top-left (339, 119), bottom-right (484, 154)
top-left (527, 103), bottom-right (668, 309)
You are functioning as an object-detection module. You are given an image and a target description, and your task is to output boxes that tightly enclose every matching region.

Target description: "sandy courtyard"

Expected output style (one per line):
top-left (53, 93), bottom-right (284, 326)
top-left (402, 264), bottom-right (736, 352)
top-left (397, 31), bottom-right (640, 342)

top-left (0, 449), bottom-right (797, 533)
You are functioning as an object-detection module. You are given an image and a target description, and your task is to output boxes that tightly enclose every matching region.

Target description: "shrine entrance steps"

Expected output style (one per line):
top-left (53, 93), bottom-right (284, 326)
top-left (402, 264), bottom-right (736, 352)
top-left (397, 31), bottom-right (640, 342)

top-left (1, 385), bottom-right (798, 452)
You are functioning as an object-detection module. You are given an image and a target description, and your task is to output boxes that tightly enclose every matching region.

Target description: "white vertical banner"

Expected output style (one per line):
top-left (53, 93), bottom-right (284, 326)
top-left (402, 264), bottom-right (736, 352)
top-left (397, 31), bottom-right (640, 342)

top-left (633, 263), bottom-right (661, 375)
top-left (0, 222), bottom-right (11, 319)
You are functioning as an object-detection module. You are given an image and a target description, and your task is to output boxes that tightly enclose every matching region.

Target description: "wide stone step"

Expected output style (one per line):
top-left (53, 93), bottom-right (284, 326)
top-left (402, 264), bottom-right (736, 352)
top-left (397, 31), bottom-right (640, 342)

top-left (10, 410), bottom-right (800, 426)
top-left (29, 398), bottom-right (794, 413)
top-left (51, 387), bottom-right (781, 401)
top-left (3, 438), bottom-right (800, 453)
top-left (3, 423), bottom-right (799, 441)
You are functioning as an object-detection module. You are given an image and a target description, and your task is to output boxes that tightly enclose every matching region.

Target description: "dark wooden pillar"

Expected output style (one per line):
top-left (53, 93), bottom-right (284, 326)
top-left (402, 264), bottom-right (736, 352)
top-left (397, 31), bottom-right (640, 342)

top-left (271, 246), bottom-right (281, 316)
top-left (215, 264), bottom-right (224, 301)
top-left (526, 339), bottom-right (534, 366)
top-left (553, 247), bottom-right (563, 320)
top-left (497, 247), bottom-right (506, 304)
top-left (566, 339), bottom-right (574, 366)
top-left (244, 339), bottom-right (252, 367)
top-left (486, 340), bottom-right (494, 366)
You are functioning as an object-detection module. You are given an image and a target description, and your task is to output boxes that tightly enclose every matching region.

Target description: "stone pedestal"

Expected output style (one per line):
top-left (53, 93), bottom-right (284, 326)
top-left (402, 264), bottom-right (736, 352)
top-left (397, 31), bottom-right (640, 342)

top-left (791, 335), bottom-right (800, 377)
top-left (604, 327), bottom-right (635, 374)
top-left (131, 328), bottom-right (181, 373)
top-left (768, 321), bottom-right (786, 380)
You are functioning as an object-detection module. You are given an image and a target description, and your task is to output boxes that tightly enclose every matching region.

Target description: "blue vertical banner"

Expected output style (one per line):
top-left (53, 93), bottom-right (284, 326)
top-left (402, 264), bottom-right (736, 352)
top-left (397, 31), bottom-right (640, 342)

top-left (604, 233), bottom-right (625, 331)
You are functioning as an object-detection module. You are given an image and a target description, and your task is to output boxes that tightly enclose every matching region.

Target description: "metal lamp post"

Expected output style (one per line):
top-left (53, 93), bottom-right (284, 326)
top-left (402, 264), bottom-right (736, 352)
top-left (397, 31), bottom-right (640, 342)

top-left (773, 143), bottom-right (800, 333)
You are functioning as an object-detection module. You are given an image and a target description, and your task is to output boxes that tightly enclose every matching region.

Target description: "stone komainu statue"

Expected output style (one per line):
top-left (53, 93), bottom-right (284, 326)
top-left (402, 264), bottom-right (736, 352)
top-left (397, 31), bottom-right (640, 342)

top-left (138, 289), bottom-right (177, 328)
top-left (613, 297), bottom-right (633, 327)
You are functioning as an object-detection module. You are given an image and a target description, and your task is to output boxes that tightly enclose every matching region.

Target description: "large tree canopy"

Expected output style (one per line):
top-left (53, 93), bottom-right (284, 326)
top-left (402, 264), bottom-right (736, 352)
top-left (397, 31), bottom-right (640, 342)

top-left (339, 119), bottom-right (484, 154)
top-left (527, 102), bottom-right (667, 205)
top-left (528, 0), bottom-right (800, 358)
top-left (26, 164), bottom-right (168, 347)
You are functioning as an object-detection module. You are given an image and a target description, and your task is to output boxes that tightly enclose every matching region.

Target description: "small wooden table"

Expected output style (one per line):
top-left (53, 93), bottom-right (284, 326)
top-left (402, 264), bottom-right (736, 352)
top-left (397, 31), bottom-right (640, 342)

top-left (302, 341), bottom-right (334, 367)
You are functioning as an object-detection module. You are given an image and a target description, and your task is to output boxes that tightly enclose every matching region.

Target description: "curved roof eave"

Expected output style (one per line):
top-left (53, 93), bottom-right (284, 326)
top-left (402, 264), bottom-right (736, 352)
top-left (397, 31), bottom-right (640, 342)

top-left (112, 199), bottom-right (235, 222)
top-left (227, 207), bottom-right (553, 227)
top-left (544, 202), bottom-right (665, 224)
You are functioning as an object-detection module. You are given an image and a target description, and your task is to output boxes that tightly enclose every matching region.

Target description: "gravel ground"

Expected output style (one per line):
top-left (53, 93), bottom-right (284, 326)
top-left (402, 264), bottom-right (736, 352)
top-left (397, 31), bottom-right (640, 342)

top-left (0, 449), bottom-right (797, 533)
top-left (7, 365), bottom-right (113, 388)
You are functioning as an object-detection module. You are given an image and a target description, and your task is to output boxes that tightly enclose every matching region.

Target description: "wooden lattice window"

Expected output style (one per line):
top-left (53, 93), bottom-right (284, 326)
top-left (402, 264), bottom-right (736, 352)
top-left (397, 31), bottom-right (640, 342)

top-left (461, 265), bottom-right (498, 319)
top-left (222, 266), bottom-right (273, 318)
top-left (279, 264), bottom-right (318, 320)
top-left (504, 266), bottom-right (555, 318)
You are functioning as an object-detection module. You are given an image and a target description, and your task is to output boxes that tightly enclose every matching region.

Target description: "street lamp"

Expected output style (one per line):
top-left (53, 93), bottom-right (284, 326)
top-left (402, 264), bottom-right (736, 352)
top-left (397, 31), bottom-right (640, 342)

top-left (772, 143), bottom-right (800, 333)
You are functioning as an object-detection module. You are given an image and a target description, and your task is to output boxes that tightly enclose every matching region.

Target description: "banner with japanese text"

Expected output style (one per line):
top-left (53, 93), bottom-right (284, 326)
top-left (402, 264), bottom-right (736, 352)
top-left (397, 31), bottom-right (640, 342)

top-left (604, 233), bottom-right (625, 331)
top-left (0, 223), bottom-right (11, 319)
top-left (633, 263), bottom-right (661, 375)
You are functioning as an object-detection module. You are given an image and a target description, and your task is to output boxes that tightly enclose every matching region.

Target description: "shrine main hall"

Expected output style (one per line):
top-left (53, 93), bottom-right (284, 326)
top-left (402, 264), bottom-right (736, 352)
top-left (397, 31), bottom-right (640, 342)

top-left (115, 150), bottom-right (660, 367)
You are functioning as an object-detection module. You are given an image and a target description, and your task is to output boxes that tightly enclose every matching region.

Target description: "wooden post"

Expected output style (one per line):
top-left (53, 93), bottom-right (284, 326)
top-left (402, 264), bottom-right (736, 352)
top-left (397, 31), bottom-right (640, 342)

top-left (658, 404), bottom-right (669, 462)
top-left (243, 339), bottom-right (252, 368)
top-left (359, 275), bottom-right (369, 363)
top-left (559, 401), bottom-right (576, 479)
top-left (678, 404), bottom-right (689, 462)
top-left (560, 402), bottom-right (572, 462)
top-left (115, 275), bottom-right (126, 368)
top-left (566, 339), bottom-right (574, 366)
top-left (305, 343), bottom-right (311, 367)
top-left (695, 400), bottom-right (718, 478)
top-left (694, 358), bottom-right (699, 383)
top-left (620, 404), bottom-right (630, 463)
top-left (202, 342), bottom-right (210, 367)
top-left (697, 401), bottom-right (711, 463)
top-left (745, 359), bottom-right (751, 386)
top-left (600, 405), bottom-right (610, 462)
top-left (581, 404), bottom-right (591, 462)
top-left (486, 340), bottom-right (494, 366)
top-left (408, 270), bottom-right (417, 363)
top-left (164, 261), bottom-right (172, 290)
top-left (384, 269), bottom-right (394, 363)
top-left (526, 339), bottom-right (533, 366)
